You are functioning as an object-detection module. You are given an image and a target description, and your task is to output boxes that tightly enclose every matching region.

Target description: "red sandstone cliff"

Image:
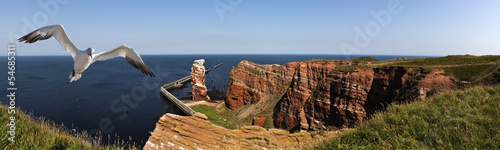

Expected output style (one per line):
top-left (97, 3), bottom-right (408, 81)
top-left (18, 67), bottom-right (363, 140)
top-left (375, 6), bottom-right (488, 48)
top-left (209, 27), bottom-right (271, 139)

top-left (302, 67), bottom-right (426, 130)
top-left (144, 113), bottom-right (333, 150)
top-left (272, 61), bottom-right (342, 130)
top-left (225, 60), bottom-right (455, 131)
top-left (144, 59), bottom-right (458, 149)
top-left (225, 60), bottom-right (297, 110)
top-left (191, 59), bottom-right (210, 101)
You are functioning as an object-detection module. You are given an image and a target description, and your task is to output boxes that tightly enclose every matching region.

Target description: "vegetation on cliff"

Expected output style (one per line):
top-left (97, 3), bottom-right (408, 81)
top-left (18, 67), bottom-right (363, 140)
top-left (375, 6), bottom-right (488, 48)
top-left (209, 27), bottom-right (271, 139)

top-left (0, 105), bottom-right (131, 149)
top-left (191, 92), bottom-right (282, 129)
top-left (333, 55), bottom-right (500, 83)
top-left (144, 113), bottom-right (333, 149)
top-left (190, 104), bottom-right (239, 129)
top-left (222, 55), bottom-right (498, 132)
top-left (309, 85), bottom-right (500, 149)
top-left (350, 56), bottom-right (379, 64)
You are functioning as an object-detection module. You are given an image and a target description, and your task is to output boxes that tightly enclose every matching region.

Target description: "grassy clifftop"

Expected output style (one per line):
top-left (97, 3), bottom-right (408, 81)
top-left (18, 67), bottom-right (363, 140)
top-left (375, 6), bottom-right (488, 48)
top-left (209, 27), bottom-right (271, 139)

top-left (309, 85), bottom-right (500, 149)
top-left (0, 104), bottom-right (129, 149)
top-left (333, 55), bottom-right (500, 83)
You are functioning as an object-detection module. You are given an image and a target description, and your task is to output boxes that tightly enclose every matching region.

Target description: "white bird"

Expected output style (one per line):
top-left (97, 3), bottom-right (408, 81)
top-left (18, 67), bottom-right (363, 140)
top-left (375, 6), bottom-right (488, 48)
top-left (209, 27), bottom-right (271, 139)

top-left (18, 25), bottom-right (155, 83)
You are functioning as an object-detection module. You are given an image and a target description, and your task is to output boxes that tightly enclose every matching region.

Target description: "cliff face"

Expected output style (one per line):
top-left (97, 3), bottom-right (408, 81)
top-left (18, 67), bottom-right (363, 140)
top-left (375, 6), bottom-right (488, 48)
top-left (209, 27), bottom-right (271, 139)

top-left (225, 60), bottom-right (297, 110)
top-left (273, 61), bottom-right (342, 130)
top-left (191, 59), bottom-right (210, 101)
top-left (302, 67), bottom-right (425, 130)
top-left (226, 60), bottom-right (455, 131)
top-left (144, 113), bottom-right (331, 150)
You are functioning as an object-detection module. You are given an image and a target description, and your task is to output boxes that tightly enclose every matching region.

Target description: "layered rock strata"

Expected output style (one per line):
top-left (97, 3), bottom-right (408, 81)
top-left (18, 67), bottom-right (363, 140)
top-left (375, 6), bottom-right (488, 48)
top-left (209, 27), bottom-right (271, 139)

top-left (225, 60), bottom-right (298, 110)
top-left (144, 113), bottom-right (330, 150)
top-left (145, 59), bottom-right (458, 149)
top-left (226, 60), bottom-right (455, 131)
top-left (191, 59), bottom-right (210, 101)
top-left (272, 61), bottom-right (342, 130)
top-left (303, 67), bottom-right (423, 130)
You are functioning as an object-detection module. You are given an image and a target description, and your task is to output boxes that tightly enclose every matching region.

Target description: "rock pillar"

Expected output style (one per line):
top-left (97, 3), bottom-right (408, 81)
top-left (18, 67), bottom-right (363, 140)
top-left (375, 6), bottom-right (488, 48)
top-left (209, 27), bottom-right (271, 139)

top-left (191, 59), bottom-right (210, 101)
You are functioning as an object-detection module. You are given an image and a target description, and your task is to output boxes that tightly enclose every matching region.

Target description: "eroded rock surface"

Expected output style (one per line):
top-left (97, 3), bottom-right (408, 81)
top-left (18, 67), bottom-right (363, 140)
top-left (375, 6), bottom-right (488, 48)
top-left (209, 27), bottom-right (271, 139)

top-left (226, 60), bottom-right (455, 131)
top-left (191, 59), bottom-right (210, 101)
top-left (303, 67), bottom-right (422, 130)
top-left (144, 113), bottom-right (330, 150)
top-left (225, 60), bottom-right (297, 110)
top-left (146, 59), bottom-right (459, 149)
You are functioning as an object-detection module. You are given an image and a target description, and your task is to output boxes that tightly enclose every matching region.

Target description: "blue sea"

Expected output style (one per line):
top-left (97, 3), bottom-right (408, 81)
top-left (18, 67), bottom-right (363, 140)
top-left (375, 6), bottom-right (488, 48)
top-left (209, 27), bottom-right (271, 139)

top-left (0, 54), bottom-right (433, 147)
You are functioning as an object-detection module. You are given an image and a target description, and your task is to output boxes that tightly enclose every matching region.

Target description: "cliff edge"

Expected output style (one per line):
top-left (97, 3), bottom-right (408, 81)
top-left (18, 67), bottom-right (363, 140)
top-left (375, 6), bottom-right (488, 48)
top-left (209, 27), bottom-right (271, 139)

top-left (144, 113), bottom-right (333, 150)
top-left (145, 55), bottom-right (499, 149)
top-left (226, 55), bottom-right (499, 131)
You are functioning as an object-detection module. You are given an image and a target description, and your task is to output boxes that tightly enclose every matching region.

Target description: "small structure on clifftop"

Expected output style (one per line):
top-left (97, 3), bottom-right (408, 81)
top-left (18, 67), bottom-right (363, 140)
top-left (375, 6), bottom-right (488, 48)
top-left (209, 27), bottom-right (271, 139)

top-left (191, 59), bottom-right (210, 101)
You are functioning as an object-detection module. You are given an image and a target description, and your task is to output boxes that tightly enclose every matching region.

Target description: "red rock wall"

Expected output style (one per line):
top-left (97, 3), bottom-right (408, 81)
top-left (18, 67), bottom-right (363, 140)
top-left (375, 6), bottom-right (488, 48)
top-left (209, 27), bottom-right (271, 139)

top-left (301, 67), bottom-right (421, 130)
top-left (225, 60), bottom-right (296, 110)
top-left (144, 113), bottom-right (326, 150)
top-left (226, 60), bottom-right (455, 131)
top-left (273, 61), bottom-right (341, 130)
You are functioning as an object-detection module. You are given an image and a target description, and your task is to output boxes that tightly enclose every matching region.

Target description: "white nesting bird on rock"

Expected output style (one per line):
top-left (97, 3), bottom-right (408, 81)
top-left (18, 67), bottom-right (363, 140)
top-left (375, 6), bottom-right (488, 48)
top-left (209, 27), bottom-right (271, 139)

top-left (18, 25), bottom-right (155, 83)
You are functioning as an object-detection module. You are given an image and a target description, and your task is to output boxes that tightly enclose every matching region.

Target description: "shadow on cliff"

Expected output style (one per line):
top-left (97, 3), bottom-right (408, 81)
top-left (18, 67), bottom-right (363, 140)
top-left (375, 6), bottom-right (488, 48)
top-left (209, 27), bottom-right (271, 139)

top-left (364, 67), bottom-right (408, 119)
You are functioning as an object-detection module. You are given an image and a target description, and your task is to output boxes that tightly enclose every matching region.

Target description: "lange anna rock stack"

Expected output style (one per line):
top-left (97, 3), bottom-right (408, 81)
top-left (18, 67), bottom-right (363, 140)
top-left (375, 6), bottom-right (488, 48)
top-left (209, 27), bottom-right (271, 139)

top-left (191, 59), bottom-right (210, 101)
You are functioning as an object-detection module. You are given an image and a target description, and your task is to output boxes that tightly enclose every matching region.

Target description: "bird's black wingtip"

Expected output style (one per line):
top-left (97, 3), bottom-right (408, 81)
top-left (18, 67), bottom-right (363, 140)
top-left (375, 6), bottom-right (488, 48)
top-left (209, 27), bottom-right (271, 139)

top-left (145, 71), bottom-right (155, 77)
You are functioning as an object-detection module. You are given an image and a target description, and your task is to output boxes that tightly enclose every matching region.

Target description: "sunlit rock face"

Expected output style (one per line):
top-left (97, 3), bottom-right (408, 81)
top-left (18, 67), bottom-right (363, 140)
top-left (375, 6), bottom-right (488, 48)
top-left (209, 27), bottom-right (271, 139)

top-left (225, 60), bottom-right (297, 110)
top-left (191, 59), bottom-right (210, 101)
top-left (144, 113), bottom-right (326, 150)
top-left (226, 60), bottom-right (455, 131)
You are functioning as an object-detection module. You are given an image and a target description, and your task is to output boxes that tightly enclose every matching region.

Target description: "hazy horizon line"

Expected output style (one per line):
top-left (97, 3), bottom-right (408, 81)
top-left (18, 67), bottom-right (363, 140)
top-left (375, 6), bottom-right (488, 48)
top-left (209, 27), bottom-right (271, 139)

top-left (0, 53), bottom-right (449, 57)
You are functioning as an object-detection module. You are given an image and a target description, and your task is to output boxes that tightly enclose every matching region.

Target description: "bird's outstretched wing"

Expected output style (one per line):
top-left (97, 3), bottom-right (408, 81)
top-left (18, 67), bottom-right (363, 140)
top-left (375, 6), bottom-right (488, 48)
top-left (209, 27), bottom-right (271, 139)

top-left (18, 25), bottom-right (79, 59)
top-left (92, 45), bottom-right (155, 77)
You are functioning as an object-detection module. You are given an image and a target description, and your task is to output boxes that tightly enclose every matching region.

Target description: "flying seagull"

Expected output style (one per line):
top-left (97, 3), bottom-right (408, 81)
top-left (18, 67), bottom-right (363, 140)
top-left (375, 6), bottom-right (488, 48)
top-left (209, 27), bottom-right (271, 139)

top-left (18, 25), bottom-right (155, 83)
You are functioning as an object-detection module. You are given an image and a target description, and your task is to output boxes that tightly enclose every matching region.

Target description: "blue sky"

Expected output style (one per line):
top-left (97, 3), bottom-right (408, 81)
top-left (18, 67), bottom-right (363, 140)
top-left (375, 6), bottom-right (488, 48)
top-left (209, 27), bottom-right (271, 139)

top-left (1, 0), bottom-right (499, 56)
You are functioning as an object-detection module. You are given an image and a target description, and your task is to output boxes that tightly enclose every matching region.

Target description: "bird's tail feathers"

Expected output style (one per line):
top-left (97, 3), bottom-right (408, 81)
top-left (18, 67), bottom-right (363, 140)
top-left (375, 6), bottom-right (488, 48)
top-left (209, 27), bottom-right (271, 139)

top-left (68, 70), bottom-right (82, 83)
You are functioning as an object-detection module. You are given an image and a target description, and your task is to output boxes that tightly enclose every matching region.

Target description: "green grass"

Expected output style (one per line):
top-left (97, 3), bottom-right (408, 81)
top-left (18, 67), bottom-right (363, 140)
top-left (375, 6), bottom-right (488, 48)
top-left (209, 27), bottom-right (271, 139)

top-left (443, 64), bottom-right (493, 81)
top-left (308, 86), bottom-right (500, 149)
top-left (387, 55), bottom-right (500, 67)
top-left (330, 55), bottom-right (500, 82)
top-left (330, 64), bottom-right (372, 74)
top-left (262, 115), bottom-right (274, 129)
top-left (350, 56), bottom-right (378, 64)
top-left (191, 103), bottom-right (276, 130)
top-left (191, 105), bottom-right (238, 129)
top-left (329, 57), bottom-right (378, 74)
top-left (250, 69), bottom-right (262, 76)
top-left (191, 92), bottom-right (285, 129)
top-left (307, 59), bottom-right (339, 64)
top-left (0, 104), bottom-right (131, 149)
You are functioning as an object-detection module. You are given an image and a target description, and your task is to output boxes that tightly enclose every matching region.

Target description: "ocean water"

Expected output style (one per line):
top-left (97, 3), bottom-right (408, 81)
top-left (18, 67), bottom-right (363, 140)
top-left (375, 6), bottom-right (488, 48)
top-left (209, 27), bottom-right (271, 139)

top-left (0, 54), bottom-right (432, 147)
